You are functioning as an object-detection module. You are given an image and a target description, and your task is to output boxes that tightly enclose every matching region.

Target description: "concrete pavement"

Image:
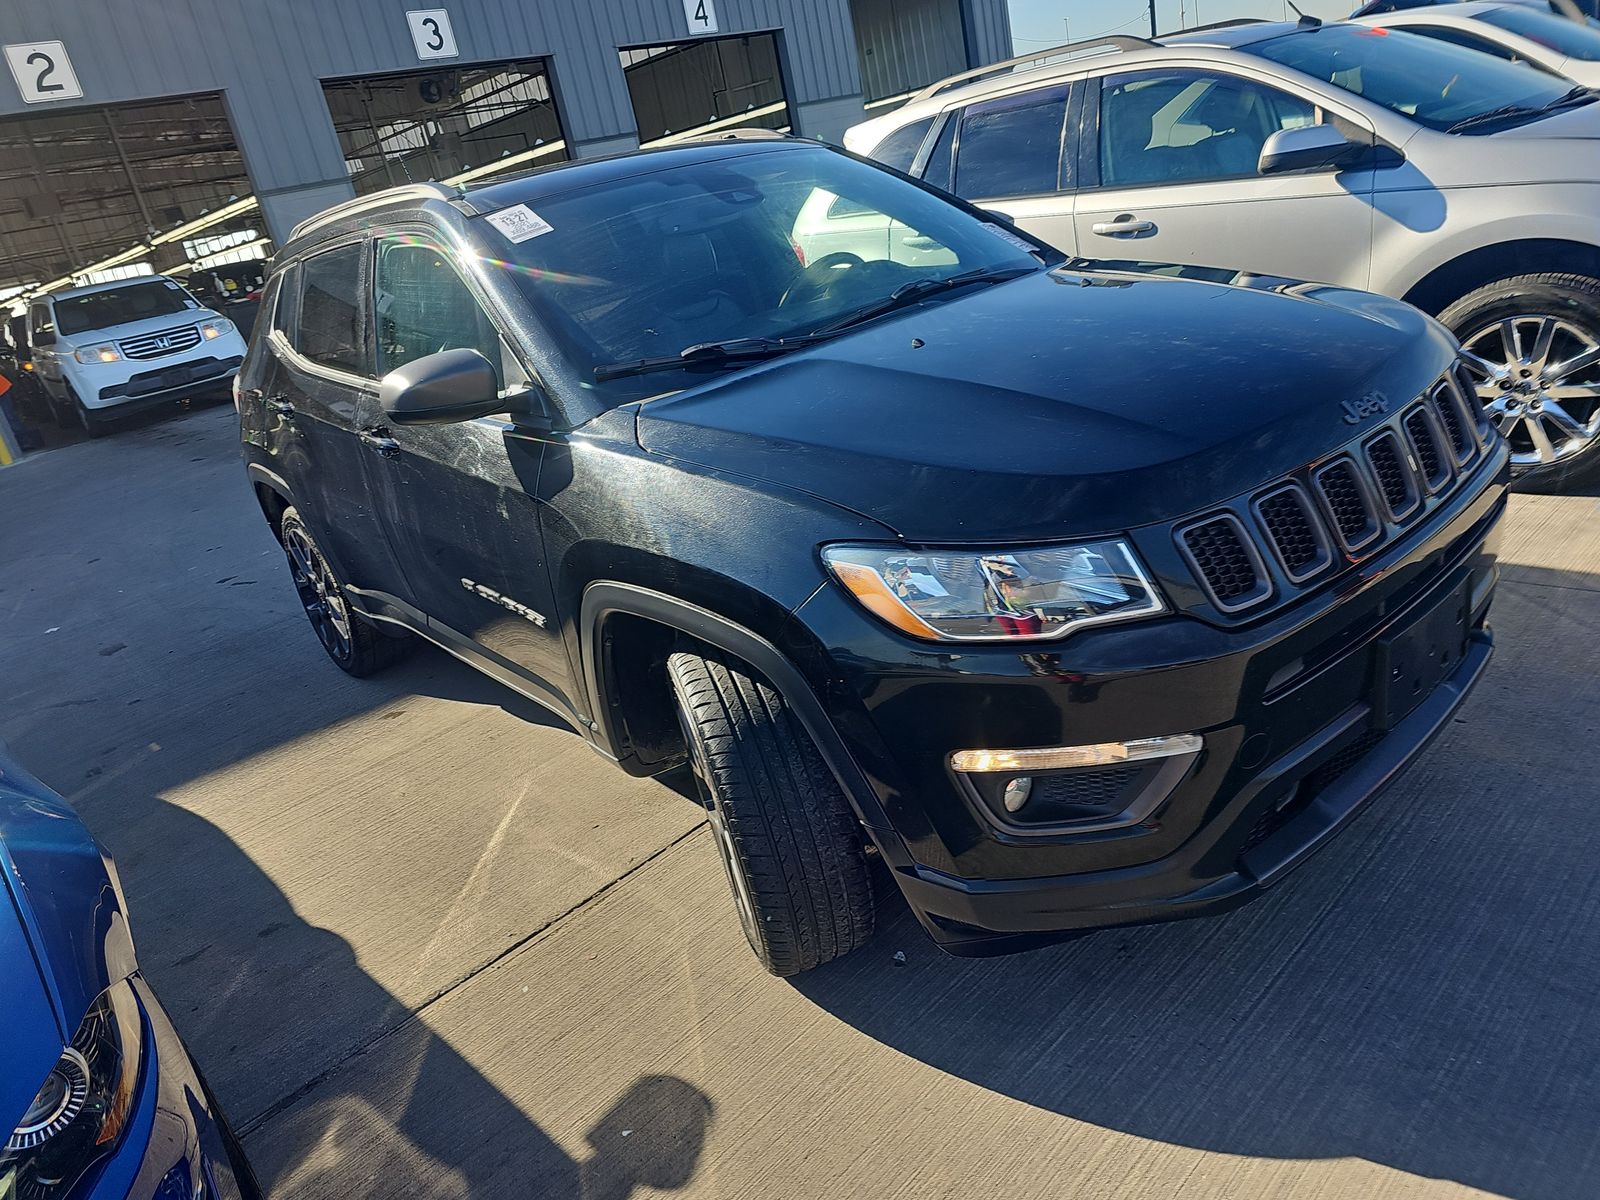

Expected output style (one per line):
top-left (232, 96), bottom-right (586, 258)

top-left (1, 405), bottom-right (1597, 1199)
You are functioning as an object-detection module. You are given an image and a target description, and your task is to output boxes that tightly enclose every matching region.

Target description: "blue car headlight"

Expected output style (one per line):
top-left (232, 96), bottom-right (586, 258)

top-left (2, 982), bottom-right (143, 1197)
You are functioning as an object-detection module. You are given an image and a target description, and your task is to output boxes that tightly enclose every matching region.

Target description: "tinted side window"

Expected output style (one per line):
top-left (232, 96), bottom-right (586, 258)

top-left (295, 244), bottom-right (370, 376)
top-left (868, 116), bottom-right (937, 172)
top-left (29, 305), bottom-right (53, 338)
top-left (268, 266), bottom-right (298, 341)
top-left (1099, 70), bottom-right (1317, 188)
top-left (922, 112), bottom-right (957, 190)
top-left (374, 239), bottom-right (505, 386)
top-left (953, 86), bottom-right (1069, 200)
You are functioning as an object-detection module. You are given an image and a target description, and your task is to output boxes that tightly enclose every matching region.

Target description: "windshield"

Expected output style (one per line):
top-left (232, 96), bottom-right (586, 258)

top-left (1248, 24), bottom-right (1573, 131)
top-left (53, 280), bottom-right (195, 336)
top-left (472, 145), bottom-right (1049, 400)
top-left (1478, 5), bottom-right (1600, 61)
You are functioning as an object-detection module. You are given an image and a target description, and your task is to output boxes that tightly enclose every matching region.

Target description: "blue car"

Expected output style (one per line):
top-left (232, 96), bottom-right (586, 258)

top-left (0, 746), bottom-right (259, 1199)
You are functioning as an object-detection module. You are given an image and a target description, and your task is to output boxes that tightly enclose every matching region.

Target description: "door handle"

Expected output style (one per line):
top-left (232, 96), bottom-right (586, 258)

top-left (1091, 215), bottom-right (1157, 238)
top-left (359, 428), bottom-right (401, 459)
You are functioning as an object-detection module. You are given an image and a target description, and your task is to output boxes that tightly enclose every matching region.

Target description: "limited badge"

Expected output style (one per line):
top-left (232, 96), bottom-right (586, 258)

top-left (485, 204), bottom-right (554, 244)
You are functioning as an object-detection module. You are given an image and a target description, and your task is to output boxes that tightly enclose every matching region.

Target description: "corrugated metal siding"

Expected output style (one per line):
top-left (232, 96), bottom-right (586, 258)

top-left (964, 0), bottom-right (1015, 66)
top-left (0, 0), bottom-right (876, 195)
top-left (850, 0), bottom-right (968, 104)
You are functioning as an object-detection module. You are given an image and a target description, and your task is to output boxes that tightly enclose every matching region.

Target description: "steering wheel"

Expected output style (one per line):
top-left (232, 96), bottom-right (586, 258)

top-left (780, 251), bottom-right (866, 307)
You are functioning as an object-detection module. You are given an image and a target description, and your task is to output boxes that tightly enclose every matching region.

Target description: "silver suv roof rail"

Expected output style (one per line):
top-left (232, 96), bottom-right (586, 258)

top-left (910, 35), bottom-right (1155, 103)
top-left (288, 181), bottom-right (460, 243)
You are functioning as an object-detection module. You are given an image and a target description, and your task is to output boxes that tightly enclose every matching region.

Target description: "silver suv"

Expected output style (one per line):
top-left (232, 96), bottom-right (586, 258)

top-left (845, 19), bottom-right (1600, 490)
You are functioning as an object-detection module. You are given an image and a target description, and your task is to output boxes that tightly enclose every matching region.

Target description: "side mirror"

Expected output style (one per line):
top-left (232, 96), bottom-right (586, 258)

top-left (379, 348), bottom-right (507, 425)
top-left (1258, 125), bottom-right (1359, 176)
top-left (30, 330), bottom-right (55, 347)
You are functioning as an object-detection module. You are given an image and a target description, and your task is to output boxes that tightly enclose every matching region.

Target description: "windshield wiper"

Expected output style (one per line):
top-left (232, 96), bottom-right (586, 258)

top-left (810, 265), bottom-right (1038, 337)
top-left (593, 335), bottom-right (826, 382)
top-left (1447, 87), bottom-right (1597, 134)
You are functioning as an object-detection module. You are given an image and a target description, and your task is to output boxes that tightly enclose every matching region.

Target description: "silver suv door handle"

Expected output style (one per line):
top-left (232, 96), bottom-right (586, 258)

top-left (1091, 216), bottom-right (1156, 238)
top-left (359, 428), bottom-right (401, 459)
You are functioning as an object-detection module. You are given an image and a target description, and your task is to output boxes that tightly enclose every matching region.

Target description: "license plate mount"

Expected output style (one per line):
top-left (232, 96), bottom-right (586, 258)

top-left (1371, 583), bottom-right (1471, 731)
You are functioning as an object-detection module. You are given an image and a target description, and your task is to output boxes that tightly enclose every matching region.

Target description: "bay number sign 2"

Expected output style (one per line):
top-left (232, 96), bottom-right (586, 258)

top-left (4, 41), bottom-right (84, 104)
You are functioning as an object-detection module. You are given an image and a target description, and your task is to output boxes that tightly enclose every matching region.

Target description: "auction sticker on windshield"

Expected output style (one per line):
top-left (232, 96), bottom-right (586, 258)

top-left (485, 205), bottom-right (554, 243)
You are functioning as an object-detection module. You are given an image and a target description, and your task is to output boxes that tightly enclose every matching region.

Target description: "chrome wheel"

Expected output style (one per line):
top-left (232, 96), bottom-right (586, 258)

top-left (1459, 314), bottom-right (1600, 471)
top-left (283, 523), bottom-right (353, 662)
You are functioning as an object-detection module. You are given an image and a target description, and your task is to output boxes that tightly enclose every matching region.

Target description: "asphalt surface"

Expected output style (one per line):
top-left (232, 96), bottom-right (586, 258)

top-left (2, 404), bottom-right (1598, 1199)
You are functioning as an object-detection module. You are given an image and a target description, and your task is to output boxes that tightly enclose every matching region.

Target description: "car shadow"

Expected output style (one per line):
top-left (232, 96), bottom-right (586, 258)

top-left (792, 565), bottom-right (1600, 1200)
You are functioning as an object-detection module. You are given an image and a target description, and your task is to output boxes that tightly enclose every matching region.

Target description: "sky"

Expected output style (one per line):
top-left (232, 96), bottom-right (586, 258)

top-left (1006, 0), bottom-right (1356, 49)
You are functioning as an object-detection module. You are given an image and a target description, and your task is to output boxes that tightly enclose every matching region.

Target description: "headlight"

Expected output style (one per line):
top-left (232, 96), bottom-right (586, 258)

top-left (2, 982), bottom-right (143, 1198)
top-left (200, 319), bottom-right (235, 340)
top-left (71, 344), bottom-right (121, 365)
top-left (822, 541), bottom-right (1166, 641)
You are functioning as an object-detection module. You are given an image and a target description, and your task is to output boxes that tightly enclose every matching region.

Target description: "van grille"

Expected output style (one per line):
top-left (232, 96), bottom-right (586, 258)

top-left (118, 323), bottom-right (200, 361)
top-left (1175, 364), bottom-right (1493, 616)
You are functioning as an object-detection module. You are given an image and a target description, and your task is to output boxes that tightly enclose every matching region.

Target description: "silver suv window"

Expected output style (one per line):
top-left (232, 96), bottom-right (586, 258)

top-left (1248, 24), bottom-right (1572, 132)
top-left (951, 84), bottom-right (1069, 200)
top-left (1098, 70), bottom-right (1316, 188)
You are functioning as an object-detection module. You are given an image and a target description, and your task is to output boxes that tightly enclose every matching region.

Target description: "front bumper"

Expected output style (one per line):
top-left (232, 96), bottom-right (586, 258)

top-left (789, 445), bottom-right (1507, 954)
top-left (88, 356), bottom-right (243, 413)
top-left (85, 976), bottom-right (260, 1200)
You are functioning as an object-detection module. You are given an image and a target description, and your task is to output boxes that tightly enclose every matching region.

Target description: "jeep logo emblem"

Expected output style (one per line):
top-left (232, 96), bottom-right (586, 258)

top-left (1341, 393), bottom-right (1389, 425)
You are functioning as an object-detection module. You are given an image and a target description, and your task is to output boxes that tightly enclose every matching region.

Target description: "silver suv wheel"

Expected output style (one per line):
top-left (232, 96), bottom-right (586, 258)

top-left (1459, 314), bottom-right (1600, 471)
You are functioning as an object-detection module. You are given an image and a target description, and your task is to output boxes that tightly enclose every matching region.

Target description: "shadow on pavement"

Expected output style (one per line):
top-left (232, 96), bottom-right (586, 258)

top-left (795, 564), bottom-right (1600, 1200)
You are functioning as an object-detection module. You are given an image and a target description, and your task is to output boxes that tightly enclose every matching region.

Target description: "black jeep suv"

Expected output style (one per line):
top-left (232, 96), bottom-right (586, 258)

top-left (238, 137), bottom-right (1506, 975)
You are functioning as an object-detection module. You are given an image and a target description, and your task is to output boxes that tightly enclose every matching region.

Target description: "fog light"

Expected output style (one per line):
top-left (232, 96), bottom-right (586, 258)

top-left (1002, 776), bottom-right (1033, 813)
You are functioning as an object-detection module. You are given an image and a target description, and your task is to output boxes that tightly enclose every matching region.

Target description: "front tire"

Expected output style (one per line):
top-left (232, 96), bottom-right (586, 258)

top-left (668, 648), bottom-right (874, 977)
top-left (1442, 273), bottom-right (1600, 493)
top-left (70, 388), bottom-right (108, 439)
top-left (278, 507), bottom-right (413, 677)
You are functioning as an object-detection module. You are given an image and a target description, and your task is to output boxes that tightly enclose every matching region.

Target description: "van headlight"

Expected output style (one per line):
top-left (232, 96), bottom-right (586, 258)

top-left (822, 541), bottom-right (1166, 641)
top-left (200, 319), bottom-right (235, 340)
top-left (2, 983), bottom-right (144, 1198)
top-left (71, 343), bottom-right (121, 364)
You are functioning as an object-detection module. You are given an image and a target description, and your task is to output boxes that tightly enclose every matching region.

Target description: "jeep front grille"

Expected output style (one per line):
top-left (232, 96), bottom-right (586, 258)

top-left (118, 323), bottom-right (201, 361)
top-left (1253, 484), bottom-right (1332, 582)
top-left (1173, 364), bottom-right (1492, 617)
top-left (1177, 514), bottom-right (1271, 612)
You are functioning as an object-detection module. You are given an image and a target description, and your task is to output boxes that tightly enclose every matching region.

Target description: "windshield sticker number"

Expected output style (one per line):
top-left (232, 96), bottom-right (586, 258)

top-left (485, 205), bottom-right (553, 244)
top-left (985, 223), bottom-right (1042, 258)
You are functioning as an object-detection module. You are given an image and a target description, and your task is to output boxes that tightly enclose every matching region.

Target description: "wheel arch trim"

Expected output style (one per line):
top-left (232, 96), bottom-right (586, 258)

top-left (580, 582), bottom-right (903, 850)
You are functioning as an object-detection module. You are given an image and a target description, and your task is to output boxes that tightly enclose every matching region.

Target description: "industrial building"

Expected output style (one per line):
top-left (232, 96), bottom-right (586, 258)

top-left (0, 0), bottom-right (1011, 306)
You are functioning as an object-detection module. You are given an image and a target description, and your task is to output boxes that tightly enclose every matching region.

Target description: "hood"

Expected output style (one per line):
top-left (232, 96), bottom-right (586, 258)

top-left (0, 748), bottom-right (136, 1136)
top-left (634, 268), bottom-right (1456, 541)
top-left (56, 306), bottom-right (220, 347)
top-left (1429, 101), bottom-right (1600, 186)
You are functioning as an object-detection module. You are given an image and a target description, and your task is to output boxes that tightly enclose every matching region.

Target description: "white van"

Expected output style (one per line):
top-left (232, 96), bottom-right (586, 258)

top-left (27, 275), bottom-right (249, 436)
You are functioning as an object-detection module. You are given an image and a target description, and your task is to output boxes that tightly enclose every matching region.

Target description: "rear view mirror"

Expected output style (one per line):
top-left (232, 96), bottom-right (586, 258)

top-left (379, 348), bottom-right (506, 425)
top-left (30, 330), bottom-right (55, 347)
top-left (1258, 125), bottom-right (1359, 176)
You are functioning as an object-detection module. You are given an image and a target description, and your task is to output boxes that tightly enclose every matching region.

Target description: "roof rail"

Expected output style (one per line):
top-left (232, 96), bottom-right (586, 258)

top-left (909, 35), bottom-right (1155, 103)
top-left (288, 181), bottom-right (460, 243)
top-left (1160, 17), bottom-right (1268, 37)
